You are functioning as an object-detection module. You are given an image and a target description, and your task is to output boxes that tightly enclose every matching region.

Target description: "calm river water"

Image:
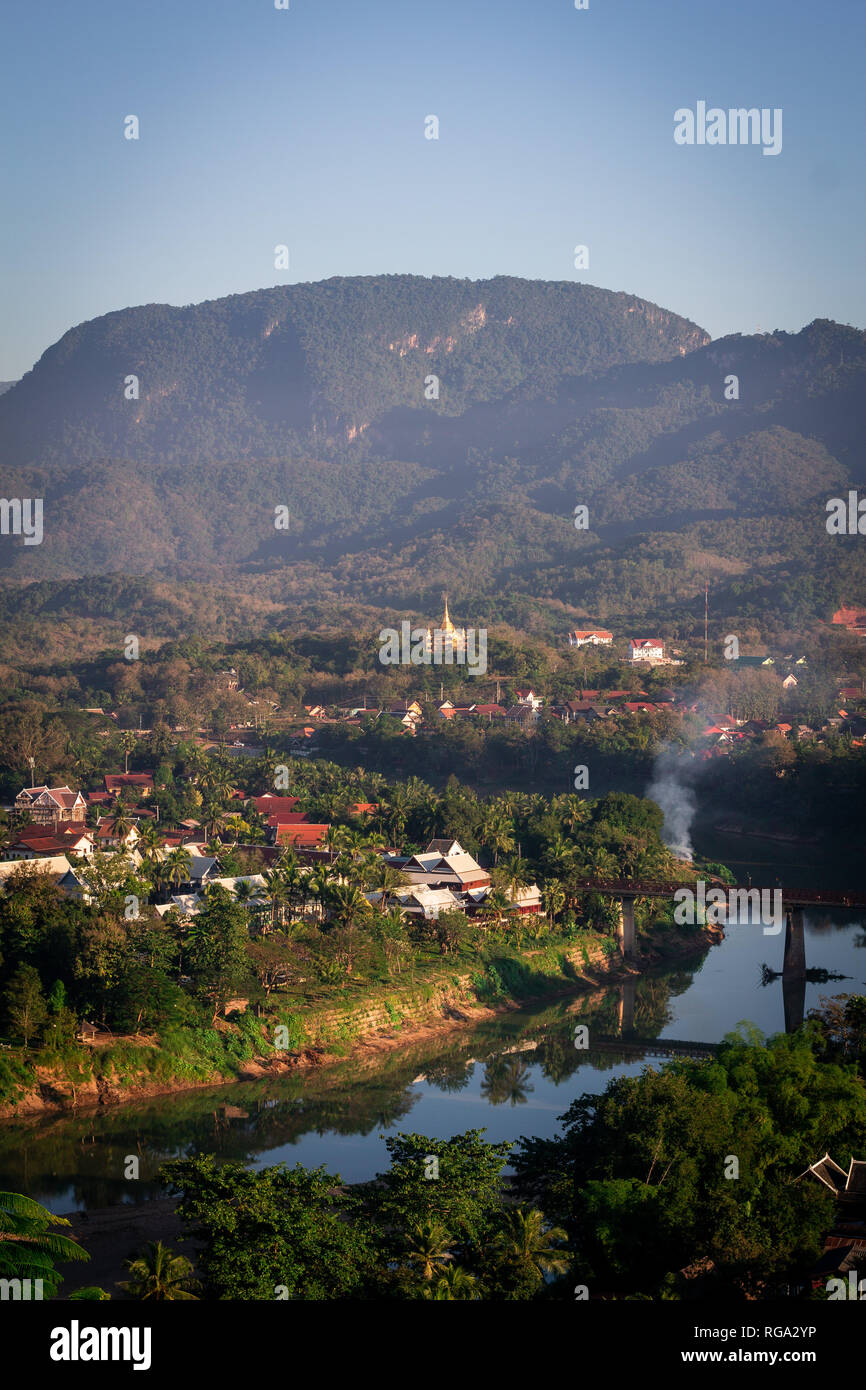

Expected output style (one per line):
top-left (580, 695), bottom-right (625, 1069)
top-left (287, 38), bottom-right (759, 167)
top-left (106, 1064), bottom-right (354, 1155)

top-left (1, 897), bottom-right (862, 1215)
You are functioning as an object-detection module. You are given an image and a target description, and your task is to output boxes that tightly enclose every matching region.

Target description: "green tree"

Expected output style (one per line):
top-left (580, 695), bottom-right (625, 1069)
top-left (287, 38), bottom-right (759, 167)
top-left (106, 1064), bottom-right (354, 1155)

top-left (119, 1241), bottom-right (199, 1301)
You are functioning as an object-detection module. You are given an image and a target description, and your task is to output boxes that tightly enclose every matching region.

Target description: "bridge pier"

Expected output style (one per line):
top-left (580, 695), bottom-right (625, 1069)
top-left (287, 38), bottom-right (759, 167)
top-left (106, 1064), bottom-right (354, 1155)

top-left (782, 906), bottom-right (806, 1032)
top-left (617, 980), bottom-right (636, 1034)
top-left (616, 895), bottom-right (636, 958)
top-left (783, 907), bottom-right (806, 978)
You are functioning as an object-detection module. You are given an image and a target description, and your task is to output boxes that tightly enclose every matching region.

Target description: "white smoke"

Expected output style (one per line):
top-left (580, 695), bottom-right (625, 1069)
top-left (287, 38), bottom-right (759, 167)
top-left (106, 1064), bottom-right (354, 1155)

top-left (647, 744), bottom-right (697, 862)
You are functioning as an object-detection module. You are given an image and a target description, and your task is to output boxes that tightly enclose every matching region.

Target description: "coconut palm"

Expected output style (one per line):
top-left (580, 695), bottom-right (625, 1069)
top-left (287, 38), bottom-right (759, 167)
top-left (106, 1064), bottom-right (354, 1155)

top-left (495, 1207), bottom-right (570, 1286)
top-left (499, 853), bottom-right (530, 904)
top-left (135, 821), bottom-right (162, 859)
top-left (330, 882), bottom-right (372, 930)
top-left (404, 1219), bottom-right (454, 1281)
top-left (0, 1190), bottom-right (89, 1298)
top-left (163, 847), bottom-right (193, 891)
top-left (542, 883), bottom-right (566, 928)
top-left (119, 1241), bottom-right (199, 1301)
top-left (422, 1264), bottom-right (479, 1300)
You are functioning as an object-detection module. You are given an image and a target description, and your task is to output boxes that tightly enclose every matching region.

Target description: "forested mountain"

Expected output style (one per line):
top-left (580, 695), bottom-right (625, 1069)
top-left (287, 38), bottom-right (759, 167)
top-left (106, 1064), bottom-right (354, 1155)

top-left (0, 276), bottom-right (864, 649)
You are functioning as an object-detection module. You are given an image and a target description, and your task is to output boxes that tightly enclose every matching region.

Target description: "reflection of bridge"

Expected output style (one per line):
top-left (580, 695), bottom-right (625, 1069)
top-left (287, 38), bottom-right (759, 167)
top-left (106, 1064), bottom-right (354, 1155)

top-left (571, 880), bottom-right (865, 1033)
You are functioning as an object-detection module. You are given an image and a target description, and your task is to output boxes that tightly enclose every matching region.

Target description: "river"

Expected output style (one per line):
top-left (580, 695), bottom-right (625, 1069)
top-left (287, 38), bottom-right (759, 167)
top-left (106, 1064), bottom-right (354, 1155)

top-left (1, 896), bottom-right (862, 1215)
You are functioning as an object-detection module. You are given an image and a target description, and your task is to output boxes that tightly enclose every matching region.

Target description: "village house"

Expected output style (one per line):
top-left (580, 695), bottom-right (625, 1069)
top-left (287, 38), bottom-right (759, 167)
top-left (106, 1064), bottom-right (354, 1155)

top-left (384, 839), bottom-right (491, 892)
top-left (628, 638), bottom-right (666, 665)
top-left (15, 785), bottom-right (87, 824)
top-left (567, 628), bottom-right (613, 648)
top-left (514, 688), bottom-right (544, 709)
top-left (104, 772), bottom-right (155, 798)
top-left (274, 822), bottom-right (330, 849)
top-left (93, 817), bottom-right (141, 850)
top-left (832, 605), bottom-right (866, 638)
top-left (2, 823), bottom-right (95, 861)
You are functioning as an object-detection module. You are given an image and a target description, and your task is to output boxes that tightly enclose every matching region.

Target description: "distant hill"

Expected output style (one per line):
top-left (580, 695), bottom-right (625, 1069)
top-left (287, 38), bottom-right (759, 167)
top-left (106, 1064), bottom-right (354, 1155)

top-left (0, 276), bottom-right (864, 645)
top-left (0, 382), bottom-right (16, 397)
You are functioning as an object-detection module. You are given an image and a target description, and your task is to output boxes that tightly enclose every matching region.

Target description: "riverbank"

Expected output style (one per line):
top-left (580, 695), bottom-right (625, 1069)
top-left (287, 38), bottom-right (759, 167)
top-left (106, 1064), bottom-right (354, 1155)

top-left (0, 922), bottom-right (720, 1121)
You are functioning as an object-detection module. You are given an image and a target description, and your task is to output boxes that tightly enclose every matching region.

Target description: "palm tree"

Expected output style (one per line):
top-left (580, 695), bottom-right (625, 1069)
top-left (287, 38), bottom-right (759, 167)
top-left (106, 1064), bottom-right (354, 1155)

top-left (222, 813), bottom-right (248, 846)
top-left (480, 807), bottom-right (515, 865)
top-left (384, 787), bottom-right (410, 844)
top-left (542, 883), bottom-right (566, 929)
top-left (499, 853), bottom-right (530, 905)
top-left (135, 821), bottom-right (161, 859)
top-left (120, 731), bottom-right (137, 774)
top-left (233, 879), bottom-right (263, 907)
top-left (561, 794), bottom-right (590, 835)
top-left (163, 847), bottom-right (193, 891)
top-left (480, 888), bottom-right (510, 936)
top-left (422, 1264), bottom-right (479, 1300)
top-left (495, 1207), bottom-right (570, 1287)
top-left (330, 882), bottom-right (371, 930)
top-left (119, 1241), bottom-right (199, 1301)
top-left (108, 802), bottom-right (135, 842)
top-left (374, 862), bottom-right (410, 911)
top-left (0, 1190), bottom-right (89, 1298)
top-left (404, 1219), bottom-right (454, 1281)
top-left (309, 864), bottom-right (332, 922)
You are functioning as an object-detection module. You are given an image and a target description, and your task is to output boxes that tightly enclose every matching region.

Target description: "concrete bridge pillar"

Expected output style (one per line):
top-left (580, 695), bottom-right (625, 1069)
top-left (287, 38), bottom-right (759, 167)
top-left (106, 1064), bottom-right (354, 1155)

top-left (616, 895), bottom-right (636, 959)
top-left (783, 907), bottom-right (806, 978)
top-left (617, 979), bottom-right (636, 1033)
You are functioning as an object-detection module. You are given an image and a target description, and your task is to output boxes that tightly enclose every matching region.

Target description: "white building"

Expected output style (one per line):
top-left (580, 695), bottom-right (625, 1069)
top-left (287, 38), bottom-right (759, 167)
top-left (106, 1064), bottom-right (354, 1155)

top-left (567, 629), bottom-right (613, 648)
top-left (628, 638), bottom-right (666, 664)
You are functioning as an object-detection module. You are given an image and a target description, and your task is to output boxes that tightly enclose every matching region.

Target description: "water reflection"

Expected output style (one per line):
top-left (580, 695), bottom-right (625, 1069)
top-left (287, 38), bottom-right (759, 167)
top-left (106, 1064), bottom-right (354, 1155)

top-left (1, 910), bottom-right (862, 1213)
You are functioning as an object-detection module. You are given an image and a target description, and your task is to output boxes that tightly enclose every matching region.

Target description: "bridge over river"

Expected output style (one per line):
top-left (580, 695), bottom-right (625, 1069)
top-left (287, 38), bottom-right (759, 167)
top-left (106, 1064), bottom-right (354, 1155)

top-left (568, 879), bottom-right (866, 1032)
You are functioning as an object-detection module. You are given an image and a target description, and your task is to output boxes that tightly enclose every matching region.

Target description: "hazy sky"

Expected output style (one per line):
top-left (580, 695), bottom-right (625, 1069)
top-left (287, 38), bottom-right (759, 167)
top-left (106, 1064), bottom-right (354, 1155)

top-left (1, 0), bottom-right (864, 380)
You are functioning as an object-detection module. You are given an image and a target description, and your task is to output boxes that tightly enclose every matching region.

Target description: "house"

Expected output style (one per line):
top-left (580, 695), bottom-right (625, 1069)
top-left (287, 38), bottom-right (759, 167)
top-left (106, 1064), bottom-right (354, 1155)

top-left (249, 794), bottom-right (301, 816)
top-left (799, 1154), bottom-right (866, 1214)
top-left (782, 674), bottom-right (799, 689)
top-left (348, 802), bottom-right (378, 817)
top-left (389, 699), bottom-right (423, 719)
top-left (395, 885), bottom-right (463, 920)
top-left (93, 818), bottom-right (140, 850)
top-left (567, 628), bottom-right (613, 647)
top-left (15, 785), bottom-right (87, 824)
top-left (2, 823), bottom-right (95, 861)
top-left (387, 840), bottom-right (490, 892)
top-left (275, 823), bottom-right (330, 849)
top-left (506, 705), bottom-right (539, 727)
top-left (506, 883), bottom-right (543, 915)
top-left (303, 705), bottom-right (327, 719)
top-left (832, 605), bottom-right (866, 637)
top-left (471, 704), bottom-right (506, 720)
top-left (628, 639), bottom-right (665, 664)
top-left (558, 701), bottom-right (608, 724)
top-left (0, 855), bottom-right (76, 893)
top-left (104, 772), bottom-right (154, 799)
top-left (514, 689), bottom-right (543, 709)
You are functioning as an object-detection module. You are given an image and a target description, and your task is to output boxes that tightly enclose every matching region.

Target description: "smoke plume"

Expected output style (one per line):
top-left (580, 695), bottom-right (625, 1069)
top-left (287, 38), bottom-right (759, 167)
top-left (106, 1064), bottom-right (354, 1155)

top-left (647, 744), bottom-right (698, 862)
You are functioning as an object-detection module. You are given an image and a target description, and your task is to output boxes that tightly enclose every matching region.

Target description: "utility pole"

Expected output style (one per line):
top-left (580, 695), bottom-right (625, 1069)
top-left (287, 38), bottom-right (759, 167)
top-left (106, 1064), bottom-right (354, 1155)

top-left (704, 580), bottom-right (709, 664)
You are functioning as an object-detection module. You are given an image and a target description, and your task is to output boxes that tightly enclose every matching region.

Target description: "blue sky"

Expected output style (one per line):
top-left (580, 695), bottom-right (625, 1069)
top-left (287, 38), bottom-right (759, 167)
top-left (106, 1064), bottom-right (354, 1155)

top-left (1, 0), bottom-right (864, 379)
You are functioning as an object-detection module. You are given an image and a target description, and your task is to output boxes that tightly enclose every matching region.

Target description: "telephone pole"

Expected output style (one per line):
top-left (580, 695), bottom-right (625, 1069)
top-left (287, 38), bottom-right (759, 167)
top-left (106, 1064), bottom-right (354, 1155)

top-left (704, 580), bottom-right (709, 664)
